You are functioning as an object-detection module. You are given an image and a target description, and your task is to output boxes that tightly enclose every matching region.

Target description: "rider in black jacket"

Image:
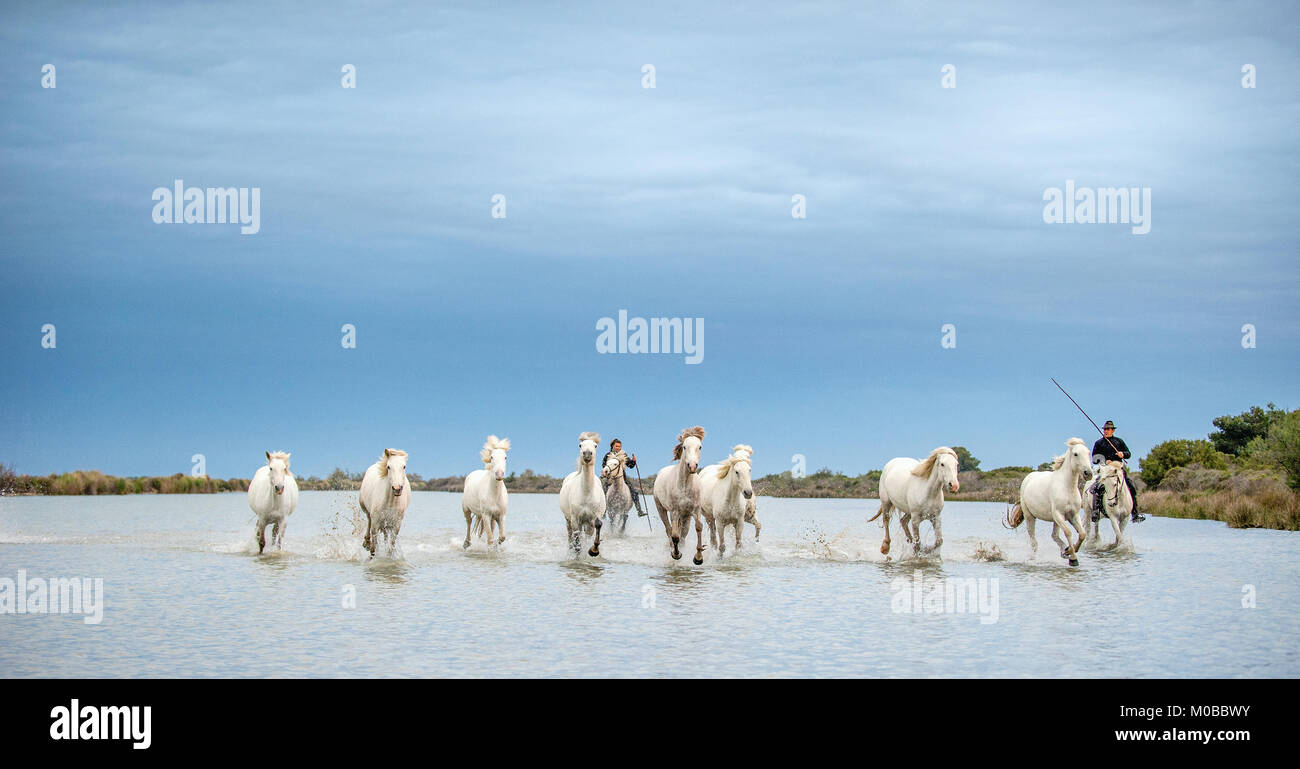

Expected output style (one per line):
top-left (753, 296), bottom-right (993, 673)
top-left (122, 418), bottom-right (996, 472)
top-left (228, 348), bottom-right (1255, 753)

top-left (1090, 421), bottom-right (1144, 523)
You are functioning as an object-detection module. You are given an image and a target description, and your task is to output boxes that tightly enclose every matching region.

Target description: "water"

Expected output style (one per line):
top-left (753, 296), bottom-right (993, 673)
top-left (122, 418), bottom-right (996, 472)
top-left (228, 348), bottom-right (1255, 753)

top-left (1, 492), bottom-right (1296, 678)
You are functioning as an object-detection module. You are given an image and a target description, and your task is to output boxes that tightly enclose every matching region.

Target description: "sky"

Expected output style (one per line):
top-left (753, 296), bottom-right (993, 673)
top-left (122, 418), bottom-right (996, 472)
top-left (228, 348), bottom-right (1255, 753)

top-left (1, 1), bottom-right (1297, 480)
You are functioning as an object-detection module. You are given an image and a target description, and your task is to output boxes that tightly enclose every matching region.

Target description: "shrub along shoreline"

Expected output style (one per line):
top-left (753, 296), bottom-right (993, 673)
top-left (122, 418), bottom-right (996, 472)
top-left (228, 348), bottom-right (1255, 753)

top-left (4, 404), bottom-right (1297, 531)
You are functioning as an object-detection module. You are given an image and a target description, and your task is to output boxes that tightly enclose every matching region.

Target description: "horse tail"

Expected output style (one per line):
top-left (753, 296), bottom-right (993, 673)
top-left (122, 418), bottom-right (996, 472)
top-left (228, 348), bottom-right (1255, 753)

top-left (471, 514), bottom-right (484, 539)
top-left (1003, 503), bottom-right (1024, 529)
top-left (866, 508), bottom-right (884, 523)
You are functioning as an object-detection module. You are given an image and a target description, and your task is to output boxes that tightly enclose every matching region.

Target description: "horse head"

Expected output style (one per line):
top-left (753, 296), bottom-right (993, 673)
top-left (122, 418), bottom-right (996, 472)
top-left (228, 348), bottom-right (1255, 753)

top-left (265, 451), bottom-right (290, 495)
top-left (481, 435), bottom-right (510, 481)
top-left (602, 451), bottom-right (623, 480)
top-left (913, 447), bottom-right (960, 493)
top-left (578, 432), bottom-right (600, 469)
top-left (673, 426), bottom-right (705, 474)
top-left (382, 448), bottom-right (408, 496)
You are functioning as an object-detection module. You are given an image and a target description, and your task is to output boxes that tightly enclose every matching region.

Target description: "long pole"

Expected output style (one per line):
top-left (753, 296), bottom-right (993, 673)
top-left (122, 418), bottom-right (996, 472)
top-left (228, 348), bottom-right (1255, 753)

top-left (633, 462), bottom-right (651, 530)
top-left (1051, 377), bottom-right (1125, 461)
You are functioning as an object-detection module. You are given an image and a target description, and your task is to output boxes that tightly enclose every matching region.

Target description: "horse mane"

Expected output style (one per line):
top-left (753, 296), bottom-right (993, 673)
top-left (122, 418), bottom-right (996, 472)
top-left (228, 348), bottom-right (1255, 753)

top-left (579, 431), bottom-right (600, 445)
top-left (672, 426), bottom-right (706, 460)
top-left (480, 435), bottom-right (511, 464)
top-left (266, 451), bottom-right (290, 466)
top-left (1049, 438), bottom-right (1087, 471)
top-left (377, 448), bottom-right (407, 477)
top-left (716, 449), bottom-right (753, 479)
top-left (732, 444), bottom-right (753, 458)
top-left (911, 447), bottom-right (957, 477)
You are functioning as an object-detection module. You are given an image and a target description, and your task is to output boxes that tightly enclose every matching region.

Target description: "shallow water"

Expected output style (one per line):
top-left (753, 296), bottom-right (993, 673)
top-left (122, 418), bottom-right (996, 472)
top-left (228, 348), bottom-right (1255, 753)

top-left (1, 491), bottom-right (1296, 678)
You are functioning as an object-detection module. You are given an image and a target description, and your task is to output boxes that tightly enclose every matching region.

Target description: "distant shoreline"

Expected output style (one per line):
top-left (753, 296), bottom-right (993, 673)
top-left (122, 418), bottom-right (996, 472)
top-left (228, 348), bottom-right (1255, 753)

top-left (4, 464), bottom-right (1296, 531)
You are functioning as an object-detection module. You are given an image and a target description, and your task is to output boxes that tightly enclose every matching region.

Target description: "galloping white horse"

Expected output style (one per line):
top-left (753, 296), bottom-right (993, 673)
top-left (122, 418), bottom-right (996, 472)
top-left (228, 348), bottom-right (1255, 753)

top-left (730, 444), bottom-right (762, 540)
top-left (868, 447), bottom-right (960, 556)
top-left (602, 451), bottom-right (634, 535)
top-left (559, 432), bottom-right (606, 558)
top-left (358, 448), bottom-right (410, 557)
top-left (1005, 438), bottom-right (1093, 566)
top-left (1083, 462), bottom-right (1132, 549)
top-left (653, 426), bottom-right (707, 564)
top-left (248, 450), bottom-right (299, 554)
top-left (462, 435), bottom-right (510, 549)
top-left (700, 445), bottom-right (755, 557)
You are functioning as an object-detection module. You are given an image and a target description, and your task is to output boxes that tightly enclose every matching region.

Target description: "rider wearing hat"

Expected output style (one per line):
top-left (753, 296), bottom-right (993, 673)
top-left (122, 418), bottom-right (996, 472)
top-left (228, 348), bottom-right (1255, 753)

top-left (1090, 420), bottom-right (1144, 523)
top-left (601, 438), bottom-right (641, 509)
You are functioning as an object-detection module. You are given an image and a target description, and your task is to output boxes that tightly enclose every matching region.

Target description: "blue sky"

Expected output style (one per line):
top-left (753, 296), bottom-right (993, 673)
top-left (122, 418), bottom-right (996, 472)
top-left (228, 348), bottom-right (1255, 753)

top-left (2, 1), bottom-right (1297, 479)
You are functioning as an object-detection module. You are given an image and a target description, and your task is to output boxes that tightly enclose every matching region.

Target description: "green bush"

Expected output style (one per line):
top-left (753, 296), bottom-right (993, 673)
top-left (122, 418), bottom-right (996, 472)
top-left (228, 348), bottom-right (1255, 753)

top-left (1209, 404), bottom-right (1284, 456)
top-left (1140, 439), bottom-right (1228, 488)
top-left (1244, 409), bottom-right (1300, 490)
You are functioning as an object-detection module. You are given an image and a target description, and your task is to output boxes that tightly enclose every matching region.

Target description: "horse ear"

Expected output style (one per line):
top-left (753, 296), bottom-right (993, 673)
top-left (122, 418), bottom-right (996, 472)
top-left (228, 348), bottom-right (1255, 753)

top-left (284, 453), bottom-right (290, 466)
top-left (265, 450), bottom-right (271, 462)
top-left (384, 448), bottom-right (394, 458)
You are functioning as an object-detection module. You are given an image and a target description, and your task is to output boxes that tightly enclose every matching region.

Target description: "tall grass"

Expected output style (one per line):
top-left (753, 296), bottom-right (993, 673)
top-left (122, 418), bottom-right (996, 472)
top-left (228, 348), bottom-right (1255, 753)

top-left (2, 470), bottom-right (249, 496)
top-left (1141, 484), bottom-right (1300, 530)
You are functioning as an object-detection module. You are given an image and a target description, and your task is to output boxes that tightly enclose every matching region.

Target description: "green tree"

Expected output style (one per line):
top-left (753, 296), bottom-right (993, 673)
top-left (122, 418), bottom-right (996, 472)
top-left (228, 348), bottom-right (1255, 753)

top-left (952, 446), bottom-right (980, 473)
top-left (1209, 403), bottom-right (1284, 456)
top-left (1140, 439), bottom-right (1228, 488)
top-left (1244, 409), bottom-right (1300, 490)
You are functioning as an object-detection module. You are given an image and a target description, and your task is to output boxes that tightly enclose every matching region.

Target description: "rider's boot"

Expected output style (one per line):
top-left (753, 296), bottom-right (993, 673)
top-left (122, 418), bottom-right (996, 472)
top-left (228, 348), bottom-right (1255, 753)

top-left (1127, 479), bottom-right (1145, 523)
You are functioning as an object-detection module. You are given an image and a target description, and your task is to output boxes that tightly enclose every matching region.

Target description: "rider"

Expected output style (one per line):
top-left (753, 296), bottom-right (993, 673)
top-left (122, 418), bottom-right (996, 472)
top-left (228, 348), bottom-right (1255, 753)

top-left (601, 438), bottom-right (641, 510)
top-left (1090, 420), bottom-right (1144, 523)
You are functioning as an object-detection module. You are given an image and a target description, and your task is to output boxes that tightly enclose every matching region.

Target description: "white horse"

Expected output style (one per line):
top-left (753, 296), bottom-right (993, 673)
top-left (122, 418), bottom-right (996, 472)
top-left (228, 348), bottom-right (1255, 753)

top-left (868, 447), bottom-right (960, 556)
top-left (700, 445), bottom-right (755, 557)
top-left (602, 451), bottom-right (634, 535)
top-left (1083, 462), bottom-right (1132, 549)
top-left (358, 448), bottom-right (410, 557)
top-left (462, 435), bottom-right (510, 549)
top-left (652, 426), bottom-right (707, 564)
top-left (559, 432), bottom-right (606, 558)
top-left (1005, 438), bottom-right (1094, 566)
top-left (729, 444), bottom-right (762, 540)
top-left (248, 450), bottom-right (299, 554)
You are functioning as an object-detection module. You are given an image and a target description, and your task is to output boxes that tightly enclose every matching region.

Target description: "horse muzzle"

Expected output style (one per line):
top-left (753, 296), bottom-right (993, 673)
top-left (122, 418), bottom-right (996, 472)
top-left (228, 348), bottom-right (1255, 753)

top-left (274, 485), bottom-right (284, 495)
top-left (392, 486), bottom-right (404, 496)
top-left (742, 489), bottom-right (753, 499)
top-left (495, 471), bottom-right (504, 481)
top-left (947, 481), bottom-right (960, 493)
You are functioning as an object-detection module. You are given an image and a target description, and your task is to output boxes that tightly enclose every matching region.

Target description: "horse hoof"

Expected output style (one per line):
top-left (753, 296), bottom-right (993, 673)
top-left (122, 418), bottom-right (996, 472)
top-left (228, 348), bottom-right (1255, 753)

top-left (880, 543), bottom-right (890, 555)
top-left (588, 547), bottom-right (599, 557)
top-left (671, 550), bottom-right (682, 560)
top-left (693, 555), bottom-right (704, 565)
top-left (1069, 558), bottom-right (1079, 567)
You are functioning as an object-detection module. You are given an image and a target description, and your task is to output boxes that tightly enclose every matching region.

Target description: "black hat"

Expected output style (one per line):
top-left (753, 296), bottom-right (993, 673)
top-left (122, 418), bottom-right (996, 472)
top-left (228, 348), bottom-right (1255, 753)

top-left (1102, 420), bottom-right (1115, 429)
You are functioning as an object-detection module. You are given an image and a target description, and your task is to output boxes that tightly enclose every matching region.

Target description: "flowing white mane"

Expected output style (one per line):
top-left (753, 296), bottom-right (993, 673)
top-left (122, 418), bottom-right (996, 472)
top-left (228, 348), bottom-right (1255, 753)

top-left (672, 426), bottom-right (706, 460)
top-left (910, 446), bottom-right (957, 478)
top-left (266, 450), bottom-right (290, 466)
top-left (1050, 438), bottom-right (1087, 470)
top-left (376, 449), bottom-right (407, 477)
top-left (716, 446), bottom-right (754, 479)
top-left (480, 435), bottom-right (511, 464)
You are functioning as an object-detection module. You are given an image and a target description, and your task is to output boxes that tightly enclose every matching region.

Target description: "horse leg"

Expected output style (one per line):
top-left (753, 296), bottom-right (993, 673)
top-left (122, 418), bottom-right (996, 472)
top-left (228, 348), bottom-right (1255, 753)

top-left (929, 516), bottom-right (943, 555)
top-left (589, 518), bottom-right (602, 557)
top-left (692, 511), bottom-right (705, 565)
top-left (1050, 522), bottom-right (1067, 557)
top-left (497, 516), bottom-right (506, 546)
top-left (908, 515), bottom-right (923, 555)
top-left (706, 511), bottom-right (718, 553)
top-left (274, 520), bottom-right (285, 550)
top-left (1025, 515), bottom-right (1038, 558)
top-left (899, 512), bottom-right (915, 549)
top-left (1052, 512), bottom-right (1079, 566)
top-left (257, 522), bottom-right (266, 555)
top-left (735, 520), bottom-right (743, 552)
top-left (748, 509), bottom-right (761, 541)
top-left (877, 500), bottom-right (894, 555)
